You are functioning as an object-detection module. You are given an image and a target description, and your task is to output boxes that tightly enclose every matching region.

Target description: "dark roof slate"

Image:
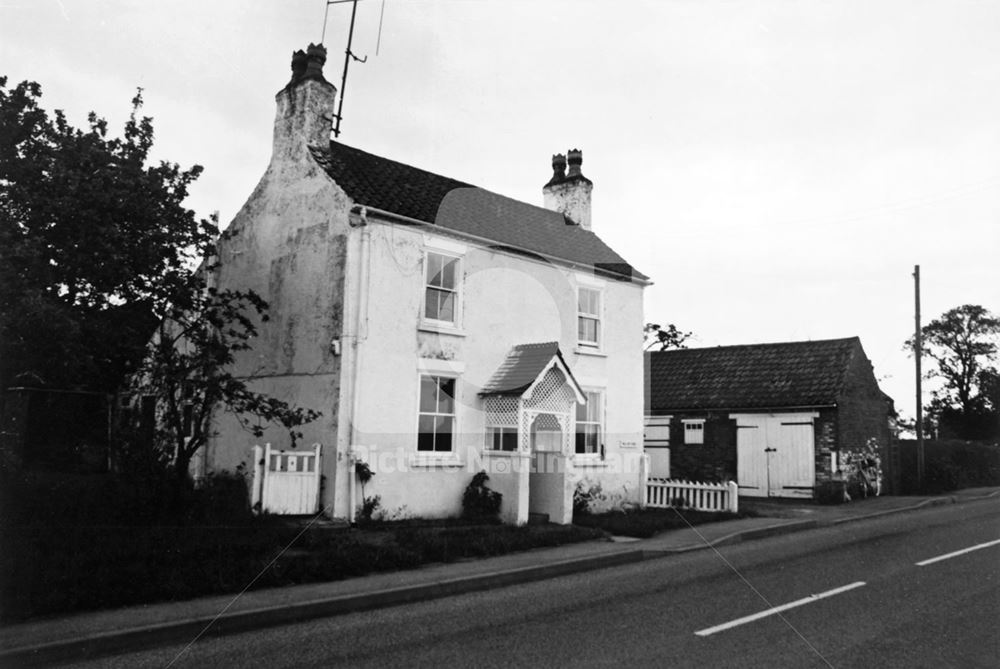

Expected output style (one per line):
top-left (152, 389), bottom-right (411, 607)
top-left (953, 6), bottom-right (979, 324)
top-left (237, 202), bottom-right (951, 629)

top-left (310, 142), bottom-right (646, 281)
top-left (645, 337), bottom-right (864, 411)
top-left (480, 342), bottom-right (578, 397)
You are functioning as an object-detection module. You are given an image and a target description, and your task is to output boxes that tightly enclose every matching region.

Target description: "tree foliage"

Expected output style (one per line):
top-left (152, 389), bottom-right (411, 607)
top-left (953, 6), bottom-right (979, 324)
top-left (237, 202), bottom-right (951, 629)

top-left (133, 274), bottom-right (322, 480)
top-left (0, 77), bottom-right (213, 391)
top-left (1, 77), bottom-right (320, 479)
top-left (643, 322), bottom-right (692, 351)
top-left (906, 304), bottom-right (1000, 440)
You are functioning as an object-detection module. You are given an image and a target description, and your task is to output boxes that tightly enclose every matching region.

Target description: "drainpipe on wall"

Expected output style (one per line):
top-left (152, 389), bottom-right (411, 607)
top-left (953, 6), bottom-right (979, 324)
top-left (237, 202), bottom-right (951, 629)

top-left (346, 206), bottom-right (372, 524)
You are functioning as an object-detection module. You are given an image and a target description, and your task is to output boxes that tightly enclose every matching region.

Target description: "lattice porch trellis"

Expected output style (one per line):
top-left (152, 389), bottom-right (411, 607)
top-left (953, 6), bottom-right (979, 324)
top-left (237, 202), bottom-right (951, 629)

top-left (484, 367), bottom-right (580, 453)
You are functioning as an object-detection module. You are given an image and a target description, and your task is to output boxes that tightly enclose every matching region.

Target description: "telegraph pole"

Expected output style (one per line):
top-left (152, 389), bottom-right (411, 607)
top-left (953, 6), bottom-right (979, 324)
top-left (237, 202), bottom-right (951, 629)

top-left (914, 265), bottom-right (924, 488)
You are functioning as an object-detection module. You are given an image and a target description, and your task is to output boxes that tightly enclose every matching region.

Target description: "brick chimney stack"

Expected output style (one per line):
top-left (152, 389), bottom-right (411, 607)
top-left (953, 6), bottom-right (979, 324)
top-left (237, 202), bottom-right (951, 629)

top-left (271, 43), bottom-right (336, 164)
top-left (542, 148), bottom-right (593, 230)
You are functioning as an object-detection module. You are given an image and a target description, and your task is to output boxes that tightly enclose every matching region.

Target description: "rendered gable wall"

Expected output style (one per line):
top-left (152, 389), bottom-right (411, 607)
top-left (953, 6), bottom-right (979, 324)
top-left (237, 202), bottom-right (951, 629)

top-left (205, 57), bottom-right (353, 517)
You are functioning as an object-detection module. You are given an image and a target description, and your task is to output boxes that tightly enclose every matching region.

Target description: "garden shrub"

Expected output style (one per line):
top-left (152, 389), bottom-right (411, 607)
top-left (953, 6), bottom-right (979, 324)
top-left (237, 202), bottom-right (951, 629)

top-left (898, 439), bottom-right (1000, 493)
top-left (572, 479), bottom-right (604, 517)
top-left (461, 471), bottom-right (502, 521)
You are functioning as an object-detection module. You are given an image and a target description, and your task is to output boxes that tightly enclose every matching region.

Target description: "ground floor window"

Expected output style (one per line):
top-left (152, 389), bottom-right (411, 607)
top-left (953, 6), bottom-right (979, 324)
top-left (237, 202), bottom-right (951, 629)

top-left (486, 426), bottom-right (518, 451)
top-left (484, 395), bottom-right (519, 452)
top-left (418, 375), bottom-right (455, 452)
top-left (575, 390), bottom-right (603, 455)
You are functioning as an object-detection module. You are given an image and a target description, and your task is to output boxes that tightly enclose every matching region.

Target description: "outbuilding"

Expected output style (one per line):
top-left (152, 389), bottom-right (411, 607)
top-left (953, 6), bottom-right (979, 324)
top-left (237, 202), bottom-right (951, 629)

top-left (644, 337), bottom-right (893, 499)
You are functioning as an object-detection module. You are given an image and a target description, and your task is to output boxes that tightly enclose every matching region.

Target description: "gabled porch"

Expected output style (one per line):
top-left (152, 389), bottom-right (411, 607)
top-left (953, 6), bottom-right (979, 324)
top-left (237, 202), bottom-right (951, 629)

top-left (478, 342), bottom-right (586, 525)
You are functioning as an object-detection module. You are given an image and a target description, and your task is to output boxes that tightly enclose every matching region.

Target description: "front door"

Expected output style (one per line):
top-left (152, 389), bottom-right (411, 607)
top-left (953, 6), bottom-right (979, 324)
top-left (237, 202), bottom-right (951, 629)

top-left (734, 413), bottom-right (816, 499)
top-left (528, 413), bottom-right (571, 523)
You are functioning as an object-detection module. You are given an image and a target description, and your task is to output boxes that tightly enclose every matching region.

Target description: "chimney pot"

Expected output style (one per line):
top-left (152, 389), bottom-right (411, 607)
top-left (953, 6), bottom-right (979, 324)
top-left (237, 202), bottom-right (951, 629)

top-left (542, 147), bottom-right (593, 230)
top-left (290, 49), bottom-right (308, 83)
top-left (547, 153), bottom-right (567, 186)
top-left (566, 148), bottom-right (583, 178)
top-left (305, 43), bottom-right (328, 80)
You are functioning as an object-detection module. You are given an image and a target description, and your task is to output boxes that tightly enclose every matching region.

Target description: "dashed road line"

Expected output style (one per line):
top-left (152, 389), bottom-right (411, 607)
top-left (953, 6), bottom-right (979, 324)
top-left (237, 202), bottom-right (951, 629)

top-left (915, 538), bottom-right (1000, 567)
top-left (694, 581), bottom-right (867, 637)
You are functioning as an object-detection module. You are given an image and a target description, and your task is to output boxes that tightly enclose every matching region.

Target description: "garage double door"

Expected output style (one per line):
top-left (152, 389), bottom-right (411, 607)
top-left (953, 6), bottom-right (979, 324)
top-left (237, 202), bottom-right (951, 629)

top-left (733, 413), bottom-right (816, 499)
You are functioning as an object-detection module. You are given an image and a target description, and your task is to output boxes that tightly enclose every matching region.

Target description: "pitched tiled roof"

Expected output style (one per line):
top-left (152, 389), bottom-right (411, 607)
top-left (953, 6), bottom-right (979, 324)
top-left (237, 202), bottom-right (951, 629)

top-left (309, 142), bottom-right (646, 281)
top-left (480, 342), bottom-right (582, 397)
top-left (645, 337), bottom-right (864, 411)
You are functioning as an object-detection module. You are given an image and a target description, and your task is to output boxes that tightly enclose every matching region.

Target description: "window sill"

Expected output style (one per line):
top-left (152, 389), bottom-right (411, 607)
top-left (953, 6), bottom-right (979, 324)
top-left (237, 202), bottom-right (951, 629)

top-left (419, 322), bottom-right (467, 337)
top-left (573, 456), bottom-right (609, 467)
top-left (574, 347), bottom-right (607, 358)
top-left (409, 454), bottom-right (462, 468)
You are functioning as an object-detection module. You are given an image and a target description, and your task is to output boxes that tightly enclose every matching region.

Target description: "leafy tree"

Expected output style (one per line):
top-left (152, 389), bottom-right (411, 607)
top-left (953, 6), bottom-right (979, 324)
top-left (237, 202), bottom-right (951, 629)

top-left (1, 77), bottom-right (320, 480)
top-left (643, 322), bottom-right (692, 351)
top-left (132, 271), bottom-right (322, 481)
top-left (0, 77), bottom-right (212, 392)
top-left (906, 304), bottom-right (1000, 440)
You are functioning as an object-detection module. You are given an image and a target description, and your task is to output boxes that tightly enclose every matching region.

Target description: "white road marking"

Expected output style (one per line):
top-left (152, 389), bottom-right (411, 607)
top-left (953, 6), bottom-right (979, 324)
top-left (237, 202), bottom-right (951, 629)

top-left (694, 581), bottom-right (867, 637)
top-left (915, 538), bottom-right (1000, 567)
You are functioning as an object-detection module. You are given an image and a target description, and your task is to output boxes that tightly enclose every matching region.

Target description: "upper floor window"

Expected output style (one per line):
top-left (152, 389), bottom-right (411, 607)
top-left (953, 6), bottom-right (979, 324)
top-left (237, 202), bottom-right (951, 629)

top-left (575, 390), bottom-right (603, 455)
top-left (418, 375), bottom-right (455, 452)
top-left (424, 252), bottom-right (459, 324)
top-left (683, 419), bottom-right (705, 445)
top-left (577, 287), bottom-right (601, 347)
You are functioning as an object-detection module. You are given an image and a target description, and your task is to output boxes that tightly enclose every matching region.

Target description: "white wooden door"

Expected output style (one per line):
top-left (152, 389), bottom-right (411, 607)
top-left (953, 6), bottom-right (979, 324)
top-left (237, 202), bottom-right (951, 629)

top-left (733, 413), bottom-right (816, 499)
top-left (735, 415), bottom-right (769, 497)
top-left (261, 443), bottom-right (321, 514)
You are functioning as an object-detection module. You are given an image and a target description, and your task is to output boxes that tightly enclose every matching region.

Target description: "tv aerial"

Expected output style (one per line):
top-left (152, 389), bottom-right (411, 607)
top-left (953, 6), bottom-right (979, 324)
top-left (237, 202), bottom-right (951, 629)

top-left (321, 0), bottom-right (387, 137)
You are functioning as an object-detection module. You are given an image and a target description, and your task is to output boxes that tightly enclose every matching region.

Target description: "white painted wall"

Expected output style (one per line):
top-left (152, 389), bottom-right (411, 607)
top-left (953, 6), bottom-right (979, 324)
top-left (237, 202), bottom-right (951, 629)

top-left (347, 220), bottom-right (646, 521)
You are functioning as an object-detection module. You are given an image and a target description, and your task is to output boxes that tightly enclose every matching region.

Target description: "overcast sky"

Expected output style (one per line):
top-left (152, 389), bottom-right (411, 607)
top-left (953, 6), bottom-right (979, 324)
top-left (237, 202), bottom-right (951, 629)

top-left (2, 0), bottom-right (998, 421)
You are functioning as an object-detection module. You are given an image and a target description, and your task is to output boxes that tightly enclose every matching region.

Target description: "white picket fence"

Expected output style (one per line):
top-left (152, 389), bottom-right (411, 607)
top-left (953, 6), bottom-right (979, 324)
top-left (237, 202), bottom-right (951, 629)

top-left (646, 478), bottom-right (739, 513)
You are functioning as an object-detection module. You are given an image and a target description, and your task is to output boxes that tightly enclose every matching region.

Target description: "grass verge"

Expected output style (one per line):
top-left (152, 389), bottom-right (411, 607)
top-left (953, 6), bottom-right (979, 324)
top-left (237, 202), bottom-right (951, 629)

top-left (573, 507), bottom-right (755, 539)
top-left (0, 464), bottom-right (605, 623)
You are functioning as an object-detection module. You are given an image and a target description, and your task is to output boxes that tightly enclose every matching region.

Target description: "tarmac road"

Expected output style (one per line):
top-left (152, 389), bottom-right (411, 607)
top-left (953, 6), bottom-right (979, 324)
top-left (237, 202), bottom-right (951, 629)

top-left (68, 496), bottom-right (1000, 668)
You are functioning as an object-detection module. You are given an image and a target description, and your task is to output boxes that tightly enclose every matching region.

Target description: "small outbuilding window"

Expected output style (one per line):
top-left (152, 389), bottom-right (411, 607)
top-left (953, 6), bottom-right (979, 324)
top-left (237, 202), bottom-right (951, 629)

top-left (683, 419), bottom-right (705, 445)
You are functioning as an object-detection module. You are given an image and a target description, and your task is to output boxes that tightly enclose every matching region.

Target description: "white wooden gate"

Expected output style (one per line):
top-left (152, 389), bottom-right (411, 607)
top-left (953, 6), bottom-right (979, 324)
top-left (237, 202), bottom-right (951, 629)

top-left (252, 443), bottom-right (321, 514)
top-left (733, 413), bottom-right (816, 499)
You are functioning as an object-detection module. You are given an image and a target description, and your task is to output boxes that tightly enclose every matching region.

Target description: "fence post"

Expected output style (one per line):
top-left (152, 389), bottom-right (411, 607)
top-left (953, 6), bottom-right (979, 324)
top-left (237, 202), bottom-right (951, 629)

top-left (311, 443), bottom-right (322, 514)
top-left (638, 452), bottom-right (649, 508)
top-left (727, 480), bottom-right (739, 513)
top-left (261, 443), bottom-right (273, 513)
top-left (251, 444), bottom-right (264, 513)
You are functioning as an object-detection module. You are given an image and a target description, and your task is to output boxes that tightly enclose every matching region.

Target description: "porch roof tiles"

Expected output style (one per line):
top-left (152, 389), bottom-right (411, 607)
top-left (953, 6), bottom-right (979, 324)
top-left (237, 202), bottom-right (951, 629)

top-left (480, 342), bottom-right (578, 397)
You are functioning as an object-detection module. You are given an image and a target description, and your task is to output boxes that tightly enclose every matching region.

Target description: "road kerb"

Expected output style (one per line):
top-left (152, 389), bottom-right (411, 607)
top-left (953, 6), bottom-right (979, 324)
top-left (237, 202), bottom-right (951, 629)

top-left (4, 491), bottom-right (997, 666)
top-left (0, 548), bottom-right (645, 667)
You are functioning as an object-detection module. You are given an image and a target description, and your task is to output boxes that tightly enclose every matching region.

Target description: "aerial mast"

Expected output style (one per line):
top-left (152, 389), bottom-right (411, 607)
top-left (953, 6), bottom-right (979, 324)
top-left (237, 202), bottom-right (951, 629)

top-left (321, 0), bottom-right (384, 138)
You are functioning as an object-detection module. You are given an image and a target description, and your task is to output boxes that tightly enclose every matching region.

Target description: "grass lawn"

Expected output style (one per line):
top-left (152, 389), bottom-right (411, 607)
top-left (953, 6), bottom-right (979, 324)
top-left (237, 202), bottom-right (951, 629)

top-left (0, 510), bottom-right (605, 623)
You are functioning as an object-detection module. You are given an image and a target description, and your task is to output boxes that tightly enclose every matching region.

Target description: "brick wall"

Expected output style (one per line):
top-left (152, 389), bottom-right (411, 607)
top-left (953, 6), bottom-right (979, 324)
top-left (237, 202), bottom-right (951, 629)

top-left (836, 348), bottom-right (893, 491)
top-left (837, 352), bottom-right (891, 454)
top-left (813, 408), bottom-right (838, 481)
top-left (665, 411), bottom-right (737, 482)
